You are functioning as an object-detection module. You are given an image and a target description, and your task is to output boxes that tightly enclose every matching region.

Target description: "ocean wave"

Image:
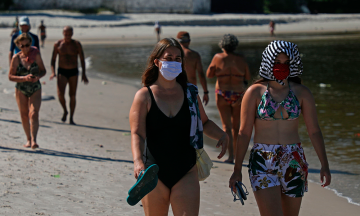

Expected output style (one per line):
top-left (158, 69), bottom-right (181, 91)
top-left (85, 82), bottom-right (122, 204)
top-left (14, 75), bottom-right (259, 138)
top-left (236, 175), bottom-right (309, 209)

top-left (308, 179), bottom-right (360, 206)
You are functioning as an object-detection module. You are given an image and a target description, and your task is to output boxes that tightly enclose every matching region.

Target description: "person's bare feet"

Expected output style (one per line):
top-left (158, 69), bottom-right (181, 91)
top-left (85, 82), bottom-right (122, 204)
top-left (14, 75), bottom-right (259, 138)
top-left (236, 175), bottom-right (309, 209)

top-left (69, 118), bottom-right (76, 125)
top-left (23, 141), bottom-right (31, 148)
top-left (61, 111), bottom-right (68, 122)
top-left (31, 140), bottom-right (39, 149)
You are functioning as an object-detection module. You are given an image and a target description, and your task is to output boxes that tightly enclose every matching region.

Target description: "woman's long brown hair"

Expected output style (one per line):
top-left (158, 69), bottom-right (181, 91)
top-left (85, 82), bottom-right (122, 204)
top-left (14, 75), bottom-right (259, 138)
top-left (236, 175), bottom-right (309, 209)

top-left (142, 38), bottom-right (188, 88)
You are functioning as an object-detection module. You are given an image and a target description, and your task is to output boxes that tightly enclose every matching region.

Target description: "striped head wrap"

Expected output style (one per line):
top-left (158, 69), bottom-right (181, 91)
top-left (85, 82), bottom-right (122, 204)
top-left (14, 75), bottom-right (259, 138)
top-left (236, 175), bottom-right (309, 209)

top-left (259, 40), bottom-right (303, 85)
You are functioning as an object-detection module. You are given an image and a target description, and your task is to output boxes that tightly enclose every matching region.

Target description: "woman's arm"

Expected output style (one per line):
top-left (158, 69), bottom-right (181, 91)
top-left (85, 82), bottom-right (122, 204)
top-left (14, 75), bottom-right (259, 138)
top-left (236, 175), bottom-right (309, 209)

top-left (35, 53), bottom-right (46, 78)
top-left (8, 55), bottom-right (33, 83)
top-left (129, 88), bottom-right (149, 179)
top-left (197, 95), bottom-right (228, 159)
top-left (229, 85), bottom-right (258, 191)
top-left (206, 55), bottom-right (217, 78)
top-left (301, 86), bottom-right (331, 187)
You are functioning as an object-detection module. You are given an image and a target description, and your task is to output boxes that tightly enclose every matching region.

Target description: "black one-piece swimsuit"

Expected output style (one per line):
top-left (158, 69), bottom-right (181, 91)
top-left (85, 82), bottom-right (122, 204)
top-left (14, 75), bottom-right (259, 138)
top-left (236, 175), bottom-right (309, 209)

top-left (145, 86), bottom-right (196, 189)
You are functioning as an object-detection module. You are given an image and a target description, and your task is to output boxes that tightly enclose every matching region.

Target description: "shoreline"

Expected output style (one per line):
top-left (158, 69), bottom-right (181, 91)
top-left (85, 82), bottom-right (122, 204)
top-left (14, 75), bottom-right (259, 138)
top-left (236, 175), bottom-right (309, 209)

top-left (1, 16), bottom-right (359, 214)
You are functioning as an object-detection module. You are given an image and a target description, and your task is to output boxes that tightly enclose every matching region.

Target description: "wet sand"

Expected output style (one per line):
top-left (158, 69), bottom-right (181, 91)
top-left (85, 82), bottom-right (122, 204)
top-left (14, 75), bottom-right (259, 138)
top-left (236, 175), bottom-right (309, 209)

top-left (0, 17), bottom-right (359, 215)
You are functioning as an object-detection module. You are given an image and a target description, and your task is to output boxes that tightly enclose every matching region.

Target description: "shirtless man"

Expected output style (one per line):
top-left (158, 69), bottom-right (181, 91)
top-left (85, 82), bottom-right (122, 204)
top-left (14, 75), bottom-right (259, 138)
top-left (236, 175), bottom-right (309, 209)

top-left (207, 34), bottom-right (250, 163)
top-left (50, 26), bottom-right (89, 125)
top-left (176, 31), bottom-right (209, 105)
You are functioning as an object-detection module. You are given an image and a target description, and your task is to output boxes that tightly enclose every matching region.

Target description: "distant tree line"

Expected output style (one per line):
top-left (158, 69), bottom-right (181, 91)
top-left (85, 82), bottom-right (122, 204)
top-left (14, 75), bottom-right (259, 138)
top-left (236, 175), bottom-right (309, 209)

top-left (0, 0), bottom-right (13, 10)
top-left (264, 0), bottom-right (359, 13)
top-left (1, 0), bottom-right (359, 13)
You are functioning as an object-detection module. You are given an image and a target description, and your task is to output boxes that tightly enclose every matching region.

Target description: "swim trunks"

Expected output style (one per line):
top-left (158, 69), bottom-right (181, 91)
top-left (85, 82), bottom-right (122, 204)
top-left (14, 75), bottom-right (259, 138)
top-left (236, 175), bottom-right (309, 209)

top-left (248, 143), bottom-right (308, 198)
top-left (58, 67), bottom-right (79, 79)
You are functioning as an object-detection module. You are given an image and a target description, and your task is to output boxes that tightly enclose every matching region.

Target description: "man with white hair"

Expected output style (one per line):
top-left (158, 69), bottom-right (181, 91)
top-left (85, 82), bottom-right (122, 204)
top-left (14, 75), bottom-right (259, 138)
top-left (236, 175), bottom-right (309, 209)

top-left (9, 16), bottom-right (40, 65)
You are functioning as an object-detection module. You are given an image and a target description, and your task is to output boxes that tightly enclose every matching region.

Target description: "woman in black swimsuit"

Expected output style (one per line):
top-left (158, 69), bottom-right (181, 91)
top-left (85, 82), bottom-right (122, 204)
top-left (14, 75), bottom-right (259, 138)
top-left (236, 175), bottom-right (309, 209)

top-left (129, 38), bottom-right (229, 216)
top-left (8, 33), bottom-right (46, 149)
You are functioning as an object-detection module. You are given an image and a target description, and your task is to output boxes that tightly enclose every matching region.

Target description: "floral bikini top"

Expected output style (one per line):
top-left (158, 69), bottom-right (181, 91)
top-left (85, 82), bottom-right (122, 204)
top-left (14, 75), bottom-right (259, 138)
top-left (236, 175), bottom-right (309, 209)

top-left (257, 83), bottom-right (301, 121)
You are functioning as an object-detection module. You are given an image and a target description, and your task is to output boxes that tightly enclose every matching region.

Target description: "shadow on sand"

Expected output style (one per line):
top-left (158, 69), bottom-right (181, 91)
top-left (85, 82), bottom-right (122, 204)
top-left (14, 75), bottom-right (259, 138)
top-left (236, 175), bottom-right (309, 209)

top-left (41, 119), bottom-right (130, 133)
top-left (0, 118), bottom-right (51, 128)
top-left (0, 146), bottom-right (133, 163)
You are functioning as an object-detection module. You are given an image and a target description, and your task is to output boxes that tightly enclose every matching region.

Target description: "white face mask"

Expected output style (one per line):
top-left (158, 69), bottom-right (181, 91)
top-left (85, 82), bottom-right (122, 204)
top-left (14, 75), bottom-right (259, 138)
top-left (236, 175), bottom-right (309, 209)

top-left (159, 60), bottom-right (182, 81)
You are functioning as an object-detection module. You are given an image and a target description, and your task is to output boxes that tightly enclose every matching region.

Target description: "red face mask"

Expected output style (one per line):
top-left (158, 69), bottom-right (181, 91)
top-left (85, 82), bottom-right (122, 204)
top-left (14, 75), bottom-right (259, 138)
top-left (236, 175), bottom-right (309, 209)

top-left (273, 64), bottom-right (290, 80)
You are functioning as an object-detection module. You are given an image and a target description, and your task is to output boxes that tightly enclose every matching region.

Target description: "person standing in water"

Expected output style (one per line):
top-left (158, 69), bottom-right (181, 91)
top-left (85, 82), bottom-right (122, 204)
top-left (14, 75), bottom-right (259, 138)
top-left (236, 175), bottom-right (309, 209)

top-left (50, 26), bottom-right (89, 125)
top-left (9, 16), bottom-right (40, 66)
top-left (38, 20), bottom-right (46, 48)
top-left (207, 34), bottom-right (251, 163)
top-left (8, 33), bottom-right (46, 149)
top-left (154, 21), bottom-right (161, 42)
top-left (176, 31), bottom-right (209, 105)
top-left (229, 40), bottom-right (331, 216)
top-left (269, 20), bottom-right (275, 37)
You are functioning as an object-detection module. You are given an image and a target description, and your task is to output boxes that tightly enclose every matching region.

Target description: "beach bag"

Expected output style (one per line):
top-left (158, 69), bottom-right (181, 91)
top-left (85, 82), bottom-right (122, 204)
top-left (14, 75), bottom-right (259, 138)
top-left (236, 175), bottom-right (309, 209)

top-left (196, 148), bottom-right (213, 181)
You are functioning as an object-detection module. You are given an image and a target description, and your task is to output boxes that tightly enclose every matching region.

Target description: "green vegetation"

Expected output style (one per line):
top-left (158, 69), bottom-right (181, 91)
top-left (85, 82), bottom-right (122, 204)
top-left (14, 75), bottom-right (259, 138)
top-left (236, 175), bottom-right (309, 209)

top-left (0, 0), bottom-right (13, 10)
top-left (263, 0), bottom-right (360, 13)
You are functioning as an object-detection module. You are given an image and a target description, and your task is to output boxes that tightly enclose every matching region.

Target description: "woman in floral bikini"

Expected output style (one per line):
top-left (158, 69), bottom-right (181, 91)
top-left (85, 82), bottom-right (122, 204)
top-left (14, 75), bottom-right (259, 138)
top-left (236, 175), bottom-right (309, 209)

top-left (229, 40), bottom-right (331, 216)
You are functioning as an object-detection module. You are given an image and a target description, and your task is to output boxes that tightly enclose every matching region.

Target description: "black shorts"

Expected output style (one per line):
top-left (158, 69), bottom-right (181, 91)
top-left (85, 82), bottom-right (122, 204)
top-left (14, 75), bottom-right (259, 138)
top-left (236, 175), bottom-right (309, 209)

top-left (58, 67), bottom-right (79, 79)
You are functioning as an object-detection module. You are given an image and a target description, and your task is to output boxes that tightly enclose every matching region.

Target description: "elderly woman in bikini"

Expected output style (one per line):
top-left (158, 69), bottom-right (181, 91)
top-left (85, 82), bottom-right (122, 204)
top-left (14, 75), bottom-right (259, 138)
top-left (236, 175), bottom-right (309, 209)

top-left (207, 34), bottom-right (251, 163)
top-left (229, 40), bottom-right (331, 216)
top-left (8, 33), bottom-right (46, 149)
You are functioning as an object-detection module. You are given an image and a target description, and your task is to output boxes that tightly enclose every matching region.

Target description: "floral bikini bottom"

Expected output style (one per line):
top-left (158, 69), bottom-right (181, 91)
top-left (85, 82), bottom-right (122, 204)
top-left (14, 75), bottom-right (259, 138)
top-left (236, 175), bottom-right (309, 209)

top-left (248, 143), bottom-right (308, 198)
top-left (215, 89), bottom-right (244, 105)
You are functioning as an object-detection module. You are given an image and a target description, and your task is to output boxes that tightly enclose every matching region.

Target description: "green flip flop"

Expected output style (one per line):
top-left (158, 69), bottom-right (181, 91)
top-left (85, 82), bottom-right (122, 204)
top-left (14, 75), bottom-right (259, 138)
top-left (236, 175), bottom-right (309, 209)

top-left (127, 164), bottom-right (159, 206)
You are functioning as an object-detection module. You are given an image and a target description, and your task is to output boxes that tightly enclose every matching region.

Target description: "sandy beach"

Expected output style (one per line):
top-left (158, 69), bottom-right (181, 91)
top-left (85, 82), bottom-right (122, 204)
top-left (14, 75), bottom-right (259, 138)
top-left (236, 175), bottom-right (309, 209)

top-left (0, 11), bottom-right (359, 215)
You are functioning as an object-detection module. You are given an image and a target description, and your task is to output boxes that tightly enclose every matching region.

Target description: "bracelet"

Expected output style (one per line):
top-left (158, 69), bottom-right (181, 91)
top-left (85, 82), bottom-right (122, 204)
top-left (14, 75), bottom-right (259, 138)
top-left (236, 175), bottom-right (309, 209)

top-left (204, 91), bottom-right (209, 94)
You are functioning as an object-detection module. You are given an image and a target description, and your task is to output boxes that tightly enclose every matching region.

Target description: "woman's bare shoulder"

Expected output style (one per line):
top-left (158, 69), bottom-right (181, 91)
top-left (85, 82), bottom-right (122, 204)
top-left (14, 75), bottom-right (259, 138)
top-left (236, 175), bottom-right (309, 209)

top-left (133, 87), bottom-right (151, 104)
top-left (290, 82), bottom-right (313, 98)
top-left (245, 83), bottom-right (266, 96)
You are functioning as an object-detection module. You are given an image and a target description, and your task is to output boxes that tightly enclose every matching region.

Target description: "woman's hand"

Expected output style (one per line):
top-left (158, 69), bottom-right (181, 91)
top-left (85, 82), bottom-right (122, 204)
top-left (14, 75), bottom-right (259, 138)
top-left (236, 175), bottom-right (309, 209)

top-left (229, 171), bottom-right (242, 192)
top-left (320, 166), bottom-right (331, 187)
top-left (133, 159), bottom-right (146, 179)
top-left (23, 74), bottom-right (36, 82)
top-left (31, 76), bottom-right (40, 83)
top-left (216, 133), bottom-right (228, 159)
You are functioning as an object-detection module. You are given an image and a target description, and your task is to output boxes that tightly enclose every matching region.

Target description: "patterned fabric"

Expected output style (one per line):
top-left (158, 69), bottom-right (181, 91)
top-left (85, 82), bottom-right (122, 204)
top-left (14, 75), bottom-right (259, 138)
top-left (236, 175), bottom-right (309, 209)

top-left (248, 143), bottom-right (308, 198)
top-left (215, 89), bottom-right (244, 105)
top-left (259, 40), bottom-right (303, 85)
top-left (257, 84), bottom-right (301, 120)
top-left (187, 83), bottom-right (203, 149)
top-left (15, 54), bottom-right (41, 97)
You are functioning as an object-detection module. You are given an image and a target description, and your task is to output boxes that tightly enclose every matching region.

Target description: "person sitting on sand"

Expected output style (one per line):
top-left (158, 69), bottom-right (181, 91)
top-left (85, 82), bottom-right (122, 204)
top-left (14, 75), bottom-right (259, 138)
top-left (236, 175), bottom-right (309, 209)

top-left (129, 38), bottom-right (228, 215)
top-left (229, 40), bottom-right (331, 216)
top-left (206, 34), bottom-right (251, 163)
top-left (50, 26), bottom-right (89, 125)
top-left (8, 33), bottom-right (46, 149)
top-left (176, 31), bottom-right (209, 105)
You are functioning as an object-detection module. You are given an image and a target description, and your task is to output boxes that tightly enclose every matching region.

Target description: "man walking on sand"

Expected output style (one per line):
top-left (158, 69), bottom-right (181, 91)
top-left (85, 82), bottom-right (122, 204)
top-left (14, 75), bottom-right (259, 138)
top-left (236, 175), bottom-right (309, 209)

top-left (50, 26), bottom-right (89, 125)
top-left (177, 31), bottom-right (209, 105)
top-left (38, 20), bottom-right (46, 47)
top-left (9, 16), bottom-right (40, 65)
